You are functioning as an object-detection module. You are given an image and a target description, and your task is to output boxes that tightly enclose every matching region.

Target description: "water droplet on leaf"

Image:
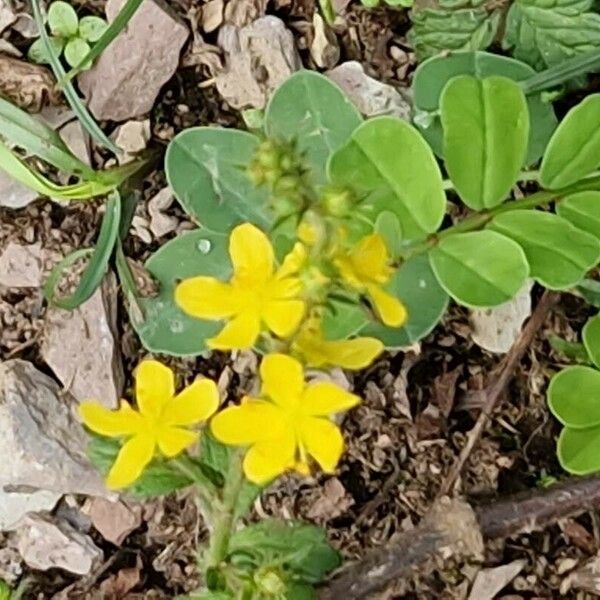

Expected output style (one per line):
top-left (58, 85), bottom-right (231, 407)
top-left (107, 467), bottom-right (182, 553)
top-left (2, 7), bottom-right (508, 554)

top-left (197, 239), bottom-right (212, 254)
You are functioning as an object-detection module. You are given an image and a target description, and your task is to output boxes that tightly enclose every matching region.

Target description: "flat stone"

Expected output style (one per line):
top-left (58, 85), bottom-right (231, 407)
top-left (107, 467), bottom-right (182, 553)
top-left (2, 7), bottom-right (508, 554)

top-left (114, 119), bottom-right (151, 164)
top-left (0, 489), bottom-right (61, 531)
top-left (0, 360), bottom-right (107, 496)
top-left (0, 170), bottom-right (38, 209)
top-left (16, 515), bottom-right (103, 575)
top-left (88, 498), bottom-right (142, 545)
top-left (216, 16), bottom-right (301, 110)
top-left (59, 120), bottom-right (90, 166)
top-left (42, 272), bottom-right (123, 408)
top-left (78, 0), bottom-right (189, 121)
top-left (327, 61), bottom-right (412, 120)
top-left (0, 242), bottom-right (43, 288)
top-left (148, 187), bottom-right (178, 238)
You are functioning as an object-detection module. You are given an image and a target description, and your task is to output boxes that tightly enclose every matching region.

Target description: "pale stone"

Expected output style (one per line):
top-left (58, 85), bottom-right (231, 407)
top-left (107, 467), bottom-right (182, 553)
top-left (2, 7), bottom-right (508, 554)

top-left (78, 0), bottom-right (189, 121)
top-left (310, 13), bottom-right (339, 69)
top-left (0, 242), bottom-right (43, 288)
top-left (468, 560), bottom-right (527, 600)
top-left (0, 170), bottom-right (38, 208)
top-left (88, 498), bottom-right (142, 545)
top-left (0, 489), bottom-right (61, 531)
top-left (114, 119), bottom-right (151, 164)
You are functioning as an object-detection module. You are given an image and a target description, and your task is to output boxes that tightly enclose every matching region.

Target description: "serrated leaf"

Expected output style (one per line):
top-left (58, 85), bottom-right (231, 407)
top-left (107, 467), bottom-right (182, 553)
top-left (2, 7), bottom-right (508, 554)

top-left (548, 365), bottom-right (600, 428)
top-left (78, 15), bottom-right (108, 42)
top-left (359, 254), bottom-right (448, 347)
top-left (132, 230), bottom-right (228, 356)
top-left (583, 314), bottom-right (600, 368)
top-left (557, 191), bottom-right (600, 239)
top-left (540, 95), bottom-right (600, 189)
top-left (328, 116), bottom-right (446, 240)
top-left (48, 1), bottom-right (79, 37)
top-left (557, 426), bottom-right (600, 475)
top-left (408, 0), bottom-right (502, 61)
top-left (429, 230), bottom-right (530, 307)
top-left (165, 127), bottom-right (271, 233)
top-left (412, 51), bottom-right (557, 165)
top-left (265, 71), bottom-right (362, 184)
top-left (503, 0), bottom-right (600, 72)
top-left (441, 75), bottom-right (529, 210)
top-left (488, 210), bottom-right (600, 289)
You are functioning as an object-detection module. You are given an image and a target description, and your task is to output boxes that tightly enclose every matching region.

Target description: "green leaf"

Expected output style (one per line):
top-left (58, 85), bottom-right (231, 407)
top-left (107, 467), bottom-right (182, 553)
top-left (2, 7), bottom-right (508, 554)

top-left (583, 314), bottom-right (600, 368)
top-left (412, 51), bottom-right (558, 165)
top-left (48, 1), bottom-right (79, 37)
top-left (27, 36), bottom-right (65, 65)
top-left (557, 426), bottom-right (600, 475)
top-left (165, 127), bottom-right (271, 233)
top-left (408, 0), bottom-right (502, 61)
top-left (78, 15), bottom-right (108, 42)
top-left (549, 335), bottom-right (591, 363)
top-left (488, 210), bottom-right (600, 290)
top-left (557, 191), bottom-right (600, 239)
top-left (229, 521), bottom-right (341, 584)
top-left (131, 230), bottom-right (228, 356)
top-left (87, 436), bottom-right (193, 497)
top-left (328, 116), bottom-right (446, 240)
top-left (64, 37), bottom-right (91, 69)
top-left (441, 75), bottom-right (529, 210)
top-left (429, 230), bottom-right (530, 307)
top-left (375, 211), bottom-right (403, 258)
top-left (503, 0), bottom-right (600, 72)
top-left (287, 585), bottom-right (315, 600)
top-left (360, 254), bottom-right (448, 347)
top-left (540, 95), bottom-right (600, 189)
top-left (548, 365), bottom-right (600, 428)
top-left (577, 278), bottom-right (600, 307)
top-left (265, 71), bottom-right (362, 184)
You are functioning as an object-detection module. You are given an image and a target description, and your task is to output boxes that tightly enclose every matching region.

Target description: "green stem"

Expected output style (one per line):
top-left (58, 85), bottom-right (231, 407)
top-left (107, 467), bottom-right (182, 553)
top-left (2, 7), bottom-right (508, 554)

top-left (171, 455), bottom-right (219, 521)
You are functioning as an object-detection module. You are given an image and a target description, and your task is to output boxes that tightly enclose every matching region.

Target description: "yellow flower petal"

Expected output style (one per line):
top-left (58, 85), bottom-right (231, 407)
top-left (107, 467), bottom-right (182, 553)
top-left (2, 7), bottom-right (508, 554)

top-left (208, 310), bottom-right (261, 350)
top-left (106, 433), bottom-right (155, 489)
top-left (157, 427), bottom-right (199, 458)
top-left (367, 284), bottom-right (407, 327)
top-left (242, 434), bottom-right (296, 484)
top-left (165, 379), bottom-right (220, 426)
top-left (260, 354), bottom-right (305, 409)
top-left (350, 234), bottom-right (393, 284)
top-left (277, 242), bottom-right (307, 278)
top-left (299, 417), bottom-right (344, 473)
top-left (302, 382), bottom-right (360, 416)
top-left (262, 299), bottom-right (305, 338)
top-left (136, 360), bottom-right (175, 419)
top-left (211, 399), bottom-right (288, 445)
top-left (230, 223), bottom-right (274, 286)
top-left (79, 400), bottom-right (143, 437)
top-left (175, 277), bottom-right (238, 320)
top-left (268, 275), bottom-right (303, 300)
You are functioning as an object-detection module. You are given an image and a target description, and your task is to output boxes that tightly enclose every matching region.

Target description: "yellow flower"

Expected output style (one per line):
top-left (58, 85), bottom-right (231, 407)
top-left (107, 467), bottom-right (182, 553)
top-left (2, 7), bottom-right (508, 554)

top-left (175, 223), bottom-right (307, 350)
top-left (211, 354), bottom-right (360, 484)
top-left (335, 234), bottom-right (407, 327)
top-left (294, 318), bottom-right (383, 370)
top-left (79, 360), bottom-right (219, 489)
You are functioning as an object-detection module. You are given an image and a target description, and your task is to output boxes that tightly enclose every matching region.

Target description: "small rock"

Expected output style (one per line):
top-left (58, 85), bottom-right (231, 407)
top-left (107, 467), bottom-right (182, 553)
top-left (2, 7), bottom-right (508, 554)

top-left (0, 547), bottom-right (22, 585)
top-left (58, 120), bottom-right (90, 166)
top-left (0, 242), bottom-right (43, 288)
top-left (327, 61), bottom-right (412, 120)
top-left (0, 489), bottom-right (61, 531)
top-left (42, 273), bottom-right (123, 408)
top-left (310, 13), bottom-right (340, 69)
top-left (468, 560), bottom-right (527, 600)
top-left (562, 552), bottom-right (600, 594)
top-left (307, 478), bottom-right (354, 521)
top-left (78, 0), bottom-right (189, 121)
top-left (224, 0), bottom-right (268, 27)
top-left (0, 360), bottom-right (107, 496)
top-left (0, 170), bottom-right (38, 208)
top-left (202, 0), bottom-right (224, 32)
top-left (114, 119), bottom-right (151, 163)
top-left (216, 16), bottom-right (301, 110)
top-left (470, 283), bottom-right (532, 354)
top-left (12, 13), bottom-right (38, 38)
top-left (148, 187), bottom-right (178, 238)
top-left (16, 515), bottom-right (102, 575)
top-left (88, 498), bottom-right (142, 545)
top-left (0, 0), bottom-right (15, 34)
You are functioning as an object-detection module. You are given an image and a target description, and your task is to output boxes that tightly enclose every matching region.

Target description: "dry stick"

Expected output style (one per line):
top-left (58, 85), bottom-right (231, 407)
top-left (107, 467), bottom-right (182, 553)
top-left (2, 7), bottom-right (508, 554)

top-left (318, 473), bottom-right (600, 600)
top-left (438, 290), bottom-right (560, 497)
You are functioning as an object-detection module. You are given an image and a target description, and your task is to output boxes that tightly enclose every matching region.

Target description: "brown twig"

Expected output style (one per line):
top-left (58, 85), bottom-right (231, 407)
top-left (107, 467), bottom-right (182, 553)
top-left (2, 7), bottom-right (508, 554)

top-left (438, 290), bottom-right (559, 497)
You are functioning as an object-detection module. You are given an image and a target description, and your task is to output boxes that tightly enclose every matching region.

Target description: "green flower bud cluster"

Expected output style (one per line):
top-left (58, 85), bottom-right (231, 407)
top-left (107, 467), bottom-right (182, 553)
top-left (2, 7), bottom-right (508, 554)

top-left (321, 185), bottom-right (357, 218)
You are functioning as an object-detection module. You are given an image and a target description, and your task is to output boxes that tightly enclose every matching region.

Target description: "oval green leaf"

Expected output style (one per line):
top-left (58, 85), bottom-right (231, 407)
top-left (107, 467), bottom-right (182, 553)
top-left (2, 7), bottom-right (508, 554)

top-left (360, 254), bottom-right (449, 347)
top-left (557, 426), bottom-right (600, 475)
top-left (265, 71), bottom-right (362, 184)
top-left (429, 230), bottom-right (529, 307)
top-left (412, 51), bottom-right (557, 165)
top-left (488, 210), bottom-right (600, 290)
top-left (64, 37), bottom-right (91, 69)
top-left (132, 230), bottom-right (229, 356)
top-left (583, 314), bottom-right (600, 369)
top-left (557, 191), bottom-right (600, 239)
top-left (165, 127), bottom-right (271, 233)
top-left (48, 0), bottom-right (79, 37)
top-left (441, 75), bottom-right (529, 210)
top-left (540, 94), bottom-right (600, 190)
top-left (78, 15), bottom-right (108, 42)
top-left (328, 116), bottom-right (446, 240)
top-left (548, 365), bottom-right (600, 428)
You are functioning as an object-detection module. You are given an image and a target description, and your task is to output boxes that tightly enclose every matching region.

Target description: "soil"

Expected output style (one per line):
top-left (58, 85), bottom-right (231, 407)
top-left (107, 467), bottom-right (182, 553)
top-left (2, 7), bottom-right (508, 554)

top-left (1, 0), bottom-right (599, 598)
